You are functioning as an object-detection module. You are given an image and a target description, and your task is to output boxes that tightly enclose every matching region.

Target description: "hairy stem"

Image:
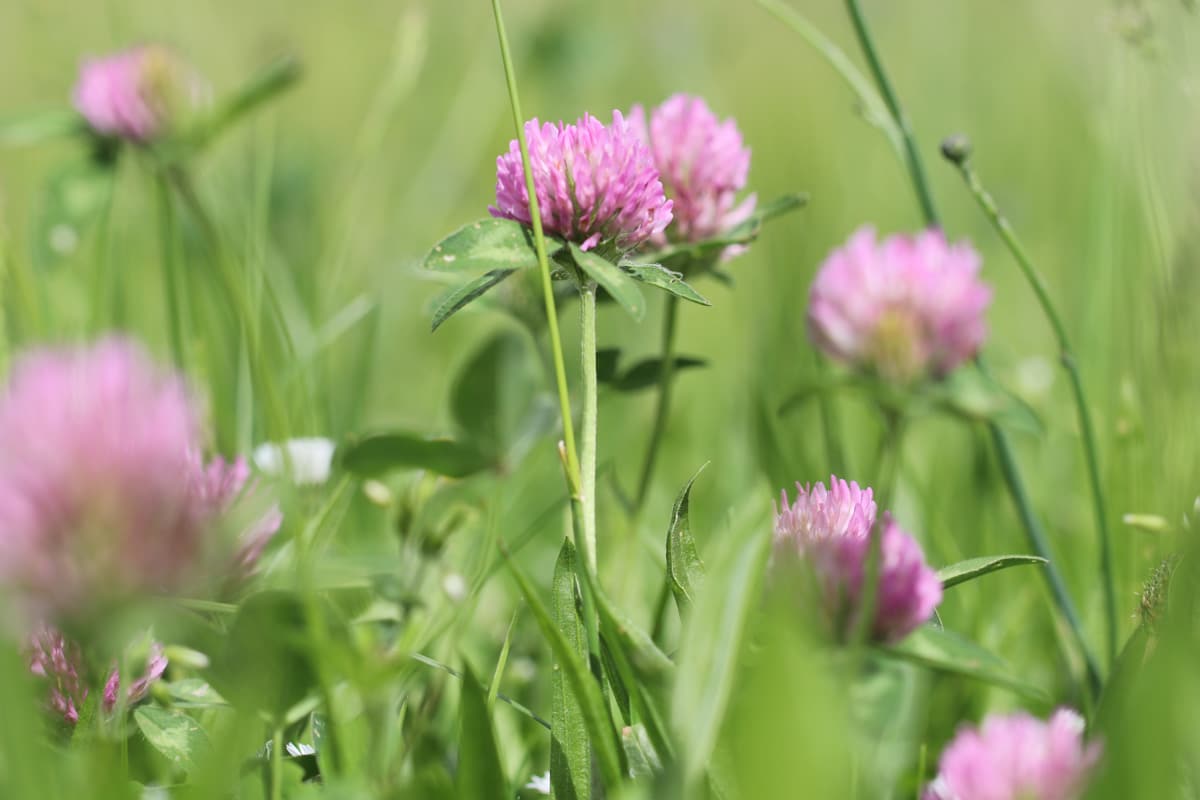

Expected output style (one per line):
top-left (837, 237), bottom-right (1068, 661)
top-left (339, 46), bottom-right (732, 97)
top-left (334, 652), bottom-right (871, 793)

top-left (951, 158), bottom-right (1117, 667)
top-left (635, 294), bottom-right (680, 511)
top-left (580, 285), bottom-right (600, 572)
top-left (843, 0), bottom-right (940, 225)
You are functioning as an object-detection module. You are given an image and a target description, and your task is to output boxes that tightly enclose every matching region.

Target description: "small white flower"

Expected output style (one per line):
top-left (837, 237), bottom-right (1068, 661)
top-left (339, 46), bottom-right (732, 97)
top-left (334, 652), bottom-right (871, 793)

top-left (253, 438), bottom-right (336, 486)
top-left (524, 772), bottom-right (550, 795)
top-left (442, 572), bottom-right (468, 603)
top-left (286, 742), bottom-right (316, 757)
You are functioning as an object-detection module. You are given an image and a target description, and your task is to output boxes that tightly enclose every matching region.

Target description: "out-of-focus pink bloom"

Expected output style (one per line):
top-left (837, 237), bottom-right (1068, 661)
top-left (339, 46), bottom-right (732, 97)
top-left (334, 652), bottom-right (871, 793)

top-left (0, 338), bottom-right (211, 618)
top-left (196, 456), bottom-right (282, 579)
top-left (774, 475), bottom-right (941, 643)
top-left (924, 709), bottom-right (1102, 800)
top-left (102, 642), bottom-right (168, 713)
top-left (807, 227), bottom-right (991, 383)
top-left (490, 111), bottom-right (673, 253)
top-left (73, 45), bottom-right (199, 142)
top-left (628, 94), bottom-right (756, 256)
top-left (27, 626), bottom-right (88, 725)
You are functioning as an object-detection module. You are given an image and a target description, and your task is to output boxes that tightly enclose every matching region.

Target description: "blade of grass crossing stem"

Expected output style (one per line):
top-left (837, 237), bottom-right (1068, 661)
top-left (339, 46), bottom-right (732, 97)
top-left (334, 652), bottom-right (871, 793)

top-left (456, 663), bottom-right (507, 800)
top-left (552, 539), bottom-right (592, 800)
top-left (487, 609), bottom-right (519, 715)
top-left (489, 0), bottom-right (580, 496)
top-left (948, 154), bottom-right (1117, 666)
top-left (504, 545), bottom-right (623, 788)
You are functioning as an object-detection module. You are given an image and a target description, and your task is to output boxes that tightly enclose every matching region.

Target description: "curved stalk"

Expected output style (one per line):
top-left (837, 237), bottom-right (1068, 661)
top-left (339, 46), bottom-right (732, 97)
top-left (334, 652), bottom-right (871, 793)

top-left (950, 158), bottom-right (1117, 667)
top-left (833, 0), bottom-right (1103, 696)
top-left (489, 0), bottom-right (581, 499)
top-left (635, 294), bottom-right (680, 512)
top-left (843, 0), bottom-right (939, 225)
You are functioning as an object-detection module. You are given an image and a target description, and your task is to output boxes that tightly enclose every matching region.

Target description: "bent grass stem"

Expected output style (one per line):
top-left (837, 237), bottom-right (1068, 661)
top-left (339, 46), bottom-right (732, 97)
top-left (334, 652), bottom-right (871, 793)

top-left (821, 0), bottom-right (1103, 696)
top-left (950, 158), bottom-right (1117, 668)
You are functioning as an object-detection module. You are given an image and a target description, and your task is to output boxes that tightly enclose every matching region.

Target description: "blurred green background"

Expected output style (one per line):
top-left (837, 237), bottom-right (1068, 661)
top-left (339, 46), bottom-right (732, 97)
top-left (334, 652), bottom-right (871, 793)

top-left (0, 0), bottom-right (1198, 794)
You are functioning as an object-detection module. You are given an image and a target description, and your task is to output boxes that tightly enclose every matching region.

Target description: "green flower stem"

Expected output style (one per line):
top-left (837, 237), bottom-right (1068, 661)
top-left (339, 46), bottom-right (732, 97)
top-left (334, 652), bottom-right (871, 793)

top-left (491, 0), bottom-right (602, 684)
top-left (580, 285), bottom-right (600, 573)
top-left (154, 172), bottom-right (187, 369)
top-left (270, 726), bottom-right (283, 800)
top-left (835, 0), bottom-right (1104, 696)
top-left (634, 294), bottom-right (680, 512)
top-left (815, 353), bottom-right (847, 475)
top-left (951, 158), bottom-right (1117, 667)
top-left (843, 0), bottom-right (940, 225)
top-left (489, 0), bottom-right (581, 500)
top-left (981, 369), bottom-right (1103, 697)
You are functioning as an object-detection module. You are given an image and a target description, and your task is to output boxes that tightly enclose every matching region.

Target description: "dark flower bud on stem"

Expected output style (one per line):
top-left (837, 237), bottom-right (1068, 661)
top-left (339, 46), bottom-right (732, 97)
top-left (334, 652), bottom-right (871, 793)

top-left (940, 134), bottom-right (972, 166)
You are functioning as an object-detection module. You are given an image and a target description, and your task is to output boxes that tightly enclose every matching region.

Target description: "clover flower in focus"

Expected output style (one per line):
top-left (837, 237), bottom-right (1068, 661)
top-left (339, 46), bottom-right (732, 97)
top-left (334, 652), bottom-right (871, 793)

top-left (490, 111), bottom-right (673, 254)
top-left (73, 45), bottom-right (203, 142)
top-left (0, 338), bottom-right (251, 621)
top-left (629, 93), bottom-right (756, 257)
top-left (808, 227), bottom-right (991, 383)
top-left (774, 475), bottom-right (941, 643)
top-left (924, 708), bottom-right (1102, 800)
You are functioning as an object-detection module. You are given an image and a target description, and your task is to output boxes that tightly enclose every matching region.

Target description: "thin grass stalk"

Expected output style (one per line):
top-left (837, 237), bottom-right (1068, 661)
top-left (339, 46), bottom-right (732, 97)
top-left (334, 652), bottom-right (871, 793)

top-left (949, 156), bottom-right (1117, 666)
top-left (843, 0), bottom-right (939, 224)
top-left (490, 0), bottom-right (605, 704)
top-left (489, 0), bottom-right (581, 498)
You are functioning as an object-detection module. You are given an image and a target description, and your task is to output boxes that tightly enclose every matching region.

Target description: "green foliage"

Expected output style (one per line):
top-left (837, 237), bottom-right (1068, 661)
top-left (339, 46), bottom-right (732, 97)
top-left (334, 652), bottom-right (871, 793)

top-left (568, 243), bottom-right (646, 321)
top-left (936, 554), bottom-right (1047, 590)
top-left (455, 664), bottom-right (507, 800)
top-left (665, 465), bottom-right (708, 616)
top-left (550, 539), bottom-right (591, 800)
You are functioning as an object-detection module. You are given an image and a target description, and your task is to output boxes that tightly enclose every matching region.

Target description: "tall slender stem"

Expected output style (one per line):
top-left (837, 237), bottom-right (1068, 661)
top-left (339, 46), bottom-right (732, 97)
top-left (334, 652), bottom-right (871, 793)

top-left (579, 286), bottom-right (600, 572)
top-left (490, 0), bottom-right (581, 498)
top-left (154, 173), bottom-right (187, 369)
top-left (840, 0), bottom-right (1103, 695)
top-left (490, 0), bottom-right (601, 682)
top-left (981, 373), bottom-right (1103, 696)
top-left (270, 726), bottom-right (283, 800)
top-left (843, 0), bottom-right (940, 225)
top-left (634, 294), bottom-right (680, 511)
top-left (950, 157), bottom-right (1117, 666)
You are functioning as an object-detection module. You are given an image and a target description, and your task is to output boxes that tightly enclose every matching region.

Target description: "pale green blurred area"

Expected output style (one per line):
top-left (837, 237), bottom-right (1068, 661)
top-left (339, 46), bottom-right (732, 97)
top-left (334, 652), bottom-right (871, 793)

top-left (1, 0), bottom-right (1199, 788)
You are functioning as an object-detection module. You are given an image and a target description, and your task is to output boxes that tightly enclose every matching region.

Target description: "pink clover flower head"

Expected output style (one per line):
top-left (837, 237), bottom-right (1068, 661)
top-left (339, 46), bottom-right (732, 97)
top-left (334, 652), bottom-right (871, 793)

top-left (628, 94), bottom-right (756, 254)
top-left (924, 708), bottom-right (1102, 800)
top-left (27, 625), bottom-right (88, 725)
top-left (808, 227), bottom-right (991, 383)
top-left (774, 475), bottom-right (942, 643)
top-left (102, 642), bottom-right (168, 713)
top-left (195, 455), bottom-right (283, 579)
top-left (490, 111), bottom-right (673, 253)
top-left (0, 338), bottom-right (210, 618)
top-left (73, 45), bottom-right (200, 142)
